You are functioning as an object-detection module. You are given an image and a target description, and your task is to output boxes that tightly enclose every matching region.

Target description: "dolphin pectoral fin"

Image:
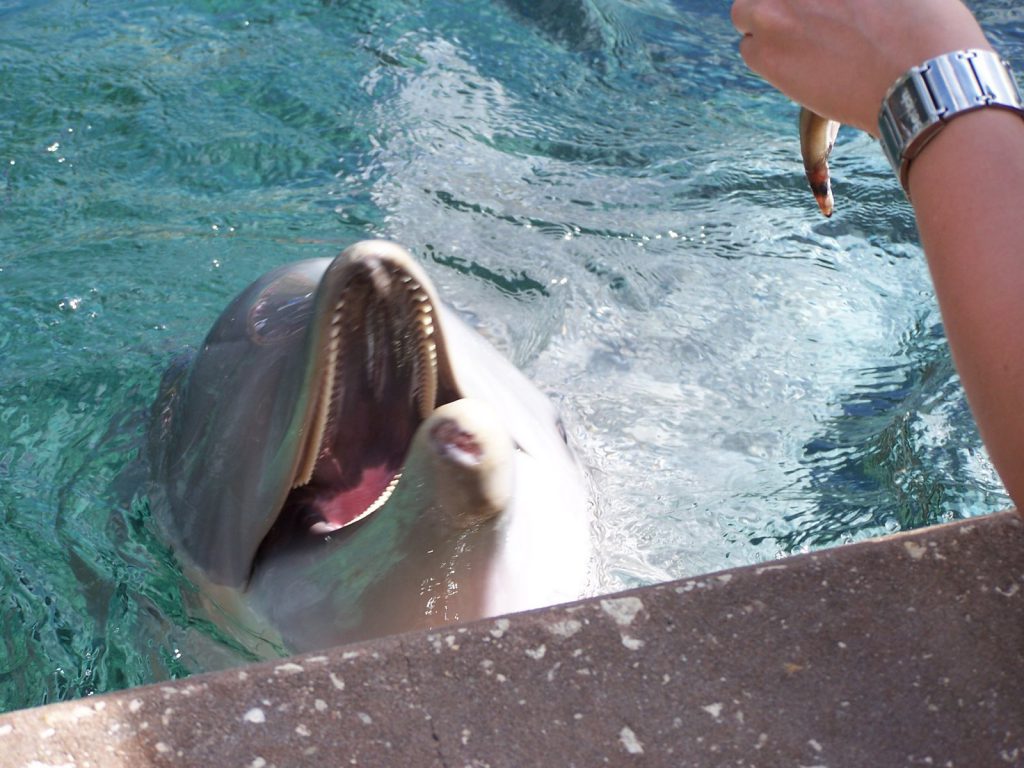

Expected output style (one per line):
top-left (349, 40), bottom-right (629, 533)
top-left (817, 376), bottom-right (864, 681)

top-left (799, 107), bottom-right (840, 217)
top-left (412, 399), bottom-right (515, 526)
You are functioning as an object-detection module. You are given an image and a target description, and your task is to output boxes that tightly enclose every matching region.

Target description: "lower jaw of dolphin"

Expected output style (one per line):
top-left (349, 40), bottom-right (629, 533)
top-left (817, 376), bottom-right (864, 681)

top-left (272, 255), bottom-right (460, 543)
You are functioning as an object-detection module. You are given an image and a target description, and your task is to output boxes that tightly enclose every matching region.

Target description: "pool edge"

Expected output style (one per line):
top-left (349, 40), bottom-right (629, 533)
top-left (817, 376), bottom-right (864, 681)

top-left (2, 510), bottom-right (1022, 766)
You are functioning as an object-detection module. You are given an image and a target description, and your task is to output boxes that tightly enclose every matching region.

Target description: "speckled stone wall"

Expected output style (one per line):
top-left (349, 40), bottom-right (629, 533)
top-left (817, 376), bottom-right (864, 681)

top-left (1, 511), bottom-right (1022, 767)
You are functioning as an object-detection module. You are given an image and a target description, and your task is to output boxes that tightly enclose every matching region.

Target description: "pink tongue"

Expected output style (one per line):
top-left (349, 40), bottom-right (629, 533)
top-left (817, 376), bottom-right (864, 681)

top-left (318, 464), bottom-right (396, 528)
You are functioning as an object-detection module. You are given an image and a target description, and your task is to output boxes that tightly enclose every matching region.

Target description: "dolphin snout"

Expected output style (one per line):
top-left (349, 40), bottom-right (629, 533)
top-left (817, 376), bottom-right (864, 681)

top-left (361, 255), bottom-right (399, 298)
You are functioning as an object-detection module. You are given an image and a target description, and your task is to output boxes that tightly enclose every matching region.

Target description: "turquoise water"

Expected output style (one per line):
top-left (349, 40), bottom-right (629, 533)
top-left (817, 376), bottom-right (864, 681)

top-left (1, 0), bottom-right (1020, 712)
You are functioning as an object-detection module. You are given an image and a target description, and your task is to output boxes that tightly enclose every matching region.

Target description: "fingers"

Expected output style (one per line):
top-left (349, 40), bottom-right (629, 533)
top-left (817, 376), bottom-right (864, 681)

top-left (729, 0), bottom-right (778, 74)
top-left (730, 0), bottom-right (781, 38)
top-left (736, 33), bottom-right (756, 74)
top-left (730, 0), bottom-right (756, 36)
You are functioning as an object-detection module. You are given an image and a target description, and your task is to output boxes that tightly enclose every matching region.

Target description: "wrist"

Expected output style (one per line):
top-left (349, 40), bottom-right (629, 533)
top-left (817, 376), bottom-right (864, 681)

top-left (877, 49), bottom-right (1024, 197)
top-left (906, 106), bottom-right (1024, 202)
top-left (859, 2), bottom-right (992, 135)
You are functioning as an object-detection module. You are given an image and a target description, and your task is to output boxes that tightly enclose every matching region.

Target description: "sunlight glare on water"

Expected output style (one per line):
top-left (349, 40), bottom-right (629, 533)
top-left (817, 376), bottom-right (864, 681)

top-left (0, 0), bottom-right (1019, 711)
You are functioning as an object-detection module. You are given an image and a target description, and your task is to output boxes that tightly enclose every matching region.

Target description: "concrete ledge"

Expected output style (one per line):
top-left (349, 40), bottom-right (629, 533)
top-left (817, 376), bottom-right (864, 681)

top-left (2, 511), bottom-right (1022, 767)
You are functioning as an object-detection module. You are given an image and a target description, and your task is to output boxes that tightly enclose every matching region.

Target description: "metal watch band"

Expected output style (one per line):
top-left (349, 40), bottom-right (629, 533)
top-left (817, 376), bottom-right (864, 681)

top-left (878, 48), bottom-right (1024, 196)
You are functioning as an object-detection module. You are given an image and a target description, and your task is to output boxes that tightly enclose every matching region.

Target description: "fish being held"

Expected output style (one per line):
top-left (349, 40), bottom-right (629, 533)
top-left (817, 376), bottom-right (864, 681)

top-left (799, 107), bottom-right (841, 217)
top-left (149, 240), bottom-right (591, 652)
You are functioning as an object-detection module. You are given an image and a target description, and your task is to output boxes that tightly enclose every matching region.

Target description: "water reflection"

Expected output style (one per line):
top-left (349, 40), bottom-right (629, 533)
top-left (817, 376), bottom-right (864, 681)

top-left (781, 320), bottom-right (1005, 551)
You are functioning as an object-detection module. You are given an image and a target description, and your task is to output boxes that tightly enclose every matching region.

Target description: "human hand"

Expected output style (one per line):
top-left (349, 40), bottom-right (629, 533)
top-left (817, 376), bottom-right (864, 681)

top-left (731, 0), bottom-right (992, 136)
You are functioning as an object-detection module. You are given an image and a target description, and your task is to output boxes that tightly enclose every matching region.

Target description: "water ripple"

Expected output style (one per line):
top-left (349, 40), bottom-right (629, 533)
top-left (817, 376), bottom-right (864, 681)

top-left (0, 0), bottom-right (1017, 712)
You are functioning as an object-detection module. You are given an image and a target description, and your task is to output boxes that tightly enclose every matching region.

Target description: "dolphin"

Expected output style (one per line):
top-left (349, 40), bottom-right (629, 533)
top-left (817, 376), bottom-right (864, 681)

top-left (148, 240), bottom-right (591, 652)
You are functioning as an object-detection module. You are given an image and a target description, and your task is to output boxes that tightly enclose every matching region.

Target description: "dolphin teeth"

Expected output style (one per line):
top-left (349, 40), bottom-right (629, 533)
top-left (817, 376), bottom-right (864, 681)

top-left (296, 301), bottom-right (347, 489)
top-left (365, 471), bottom-right (402, 514)
top-left (420, 309), bottom-right (435, 337)
top-left (416, 336), bottom-right (438, 421)
top-left (310, 520), bottom-right (343, 535)
top-left (397, 278), bottom-right (438, 420)
top-left (294, 345), bottom-right (335, 489)
top-left (331, 471), bottom-right (404, 531)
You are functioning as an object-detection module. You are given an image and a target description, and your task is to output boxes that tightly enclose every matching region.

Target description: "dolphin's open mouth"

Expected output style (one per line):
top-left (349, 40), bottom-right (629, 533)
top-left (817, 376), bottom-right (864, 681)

top-left (280, 255), bottom-right (459, 537)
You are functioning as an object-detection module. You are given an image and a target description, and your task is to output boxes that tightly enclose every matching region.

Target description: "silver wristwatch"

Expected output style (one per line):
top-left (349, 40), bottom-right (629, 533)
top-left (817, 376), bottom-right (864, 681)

top-left (878, 48), bottom-right (1024, 195)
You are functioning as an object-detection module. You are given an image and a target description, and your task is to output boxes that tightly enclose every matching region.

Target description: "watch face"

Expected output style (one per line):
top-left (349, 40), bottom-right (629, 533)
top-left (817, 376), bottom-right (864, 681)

top-left (893, 73), bottom-right (934, 137)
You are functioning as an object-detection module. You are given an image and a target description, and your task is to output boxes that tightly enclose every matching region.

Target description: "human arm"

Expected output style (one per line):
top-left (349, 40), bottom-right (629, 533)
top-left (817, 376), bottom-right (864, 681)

top-left (731, 0), bottom-right (1024, 508)
top-left (910, 109), bottom-right (1024, 508)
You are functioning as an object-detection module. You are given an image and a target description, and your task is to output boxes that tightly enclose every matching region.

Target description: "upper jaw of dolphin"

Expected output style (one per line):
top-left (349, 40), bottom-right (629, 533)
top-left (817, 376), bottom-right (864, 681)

top-left (277, 241), bottom-right (461, 540)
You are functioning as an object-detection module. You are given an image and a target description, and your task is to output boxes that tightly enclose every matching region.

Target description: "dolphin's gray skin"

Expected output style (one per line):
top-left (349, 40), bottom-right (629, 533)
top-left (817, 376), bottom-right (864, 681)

top-left (149, 240), bottom-right (591, 652)
top-left (799, 107), bottom-right (840, 217)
